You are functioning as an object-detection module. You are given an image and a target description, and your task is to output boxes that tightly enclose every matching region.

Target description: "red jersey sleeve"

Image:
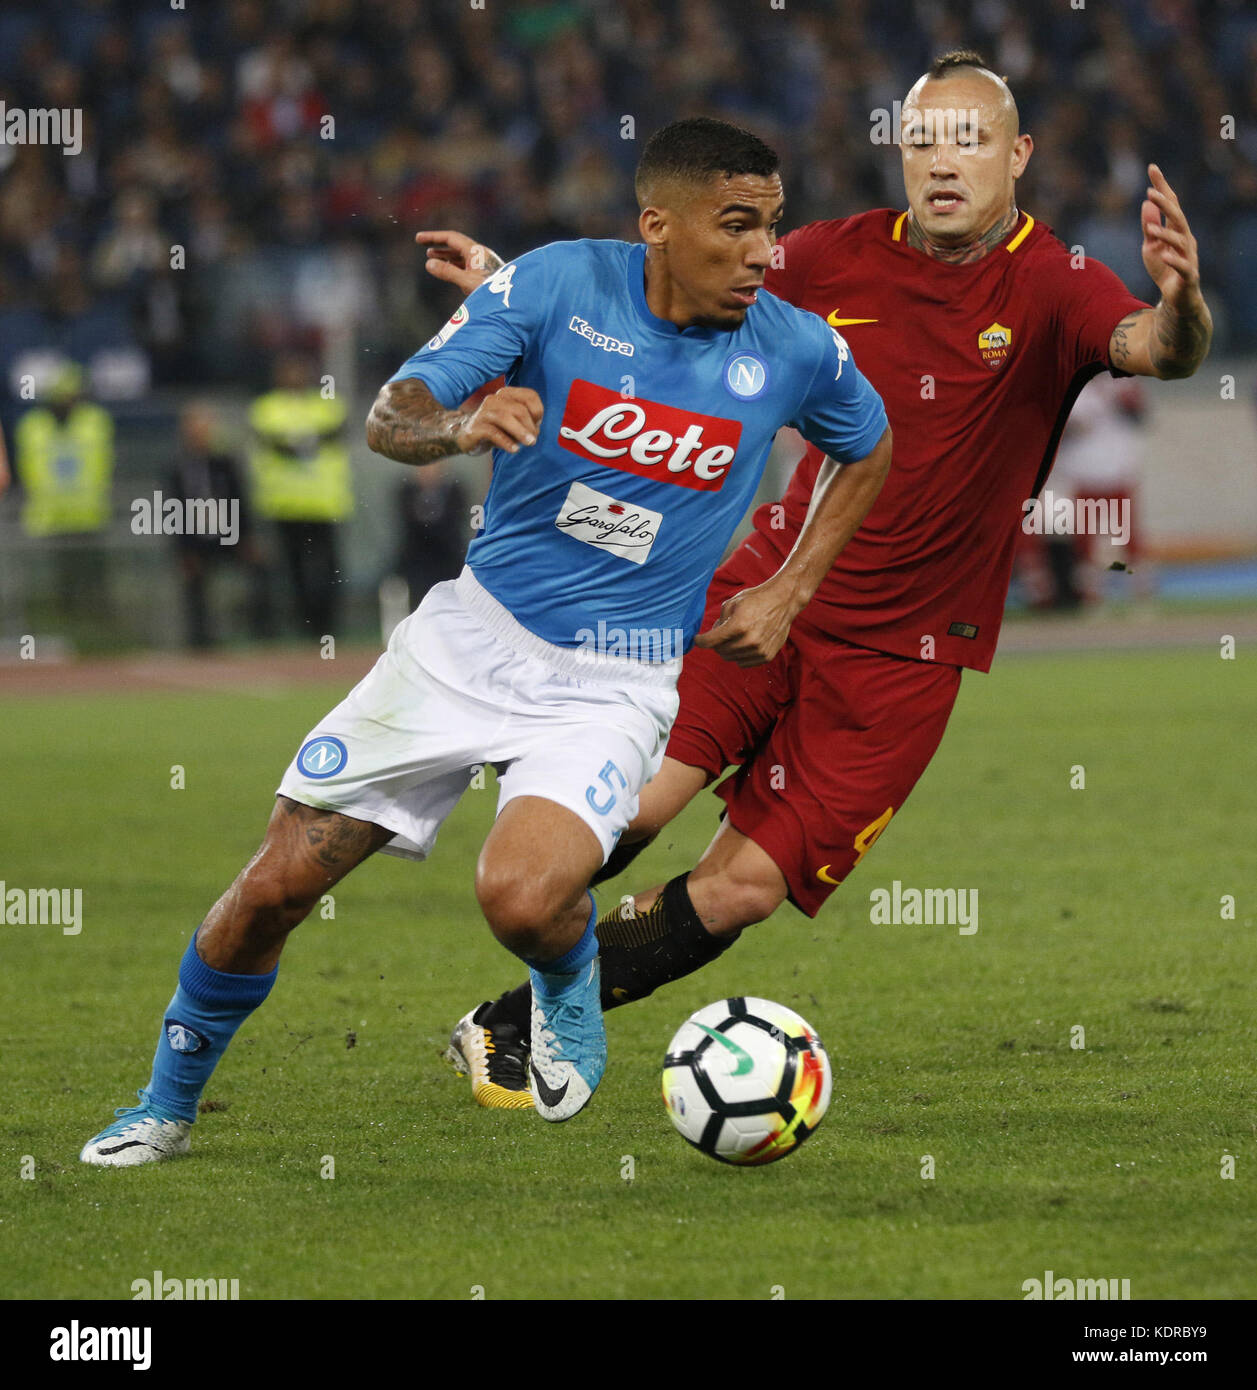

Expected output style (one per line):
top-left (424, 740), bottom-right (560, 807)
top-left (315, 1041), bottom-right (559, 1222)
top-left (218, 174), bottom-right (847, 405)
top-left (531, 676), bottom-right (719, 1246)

top-left (1049, 252), bottom-right (1151, 377)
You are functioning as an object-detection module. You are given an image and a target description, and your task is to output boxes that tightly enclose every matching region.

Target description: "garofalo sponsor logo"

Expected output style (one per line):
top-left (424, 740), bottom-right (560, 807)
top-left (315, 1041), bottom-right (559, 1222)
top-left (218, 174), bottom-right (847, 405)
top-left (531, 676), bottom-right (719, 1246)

top-left (0, 882), bottom-right (82, 935)
top-left (132, 1269), bottom-right (241, 1300)
top-left (869, 880), bottom-right (977, 935)
top-left (1023, 1270), bottom-right (1131, 1299)
top-left (555, 479), bottom-right (661, 566)
top-left (0, 103), bottom-right (82, 155)
top-left (131, 492), bottom-right (240, 546)
top-left (49, 1323), bottom-right (151, 1370)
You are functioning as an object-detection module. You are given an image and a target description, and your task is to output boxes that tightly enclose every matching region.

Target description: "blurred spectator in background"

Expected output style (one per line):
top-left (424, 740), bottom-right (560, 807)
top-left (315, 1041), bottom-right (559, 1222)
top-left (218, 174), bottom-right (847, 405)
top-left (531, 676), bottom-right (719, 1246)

top-left (13, 362), bottom-right (115, 617)
top-left (168, 400), bottom-right (269, 649)
top-left (0, 0), bottom-right (1249, 385)
top-left (0, 0), bottom-right (1249, 647)
top-left (1054, 374), bottom-right (1153, 607)
top-left (394, 461), bottom-right (469, 611)
top-left (247, 352), bottom-right (351, 638)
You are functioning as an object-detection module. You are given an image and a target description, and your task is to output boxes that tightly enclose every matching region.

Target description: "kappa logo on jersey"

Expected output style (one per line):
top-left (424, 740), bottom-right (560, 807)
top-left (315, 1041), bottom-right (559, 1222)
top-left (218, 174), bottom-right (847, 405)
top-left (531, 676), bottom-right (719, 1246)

top-left (554, 479), bottom-right (661, 565)
top-left (569, 315), bottom-right (635, 356)
top-left (829, 328), bottom-right (850, 379)
top-left (557, 379), bottom-right (741, 491)
top-left (978, 321), bottom-right (1013, 371)
top-left (296, 735), bottom-right (347, 779)
top-left (486, 262), bottom-right (517, 308)
top-left (425, 304), bottom-right (468, 352)
top-left (723, 352), bottom-right (768, 400)
top-left (165, 1021), bottom-right (208, 1054)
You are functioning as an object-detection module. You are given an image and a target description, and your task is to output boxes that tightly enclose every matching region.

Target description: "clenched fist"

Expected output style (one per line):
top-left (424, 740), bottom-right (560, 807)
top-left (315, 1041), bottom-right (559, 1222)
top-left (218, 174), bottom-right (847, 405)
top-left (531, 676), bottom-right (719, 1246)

top-left (456, 386), bottom-right (544, 455)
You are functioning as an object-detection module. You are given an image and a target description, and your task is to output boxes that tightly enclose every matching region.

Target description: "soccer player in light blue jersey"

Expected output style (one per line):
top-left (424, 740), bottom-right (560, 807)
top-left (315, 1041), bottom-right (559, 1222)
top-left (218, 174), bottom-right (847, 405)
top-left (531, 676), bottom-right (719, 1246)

top-left (80, 119), bottom-right (891, 1161)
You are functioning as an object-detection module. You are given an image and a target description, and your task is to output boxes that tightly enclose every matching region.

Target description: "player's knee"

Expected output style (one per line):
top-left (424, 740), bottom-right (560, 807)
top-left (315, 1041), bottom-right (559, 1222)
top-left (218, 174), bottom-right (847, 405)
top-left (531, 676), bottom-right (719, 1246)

top-left (693, 866), bottom-right (785, 933)
top-left (475, 865), bottom-right (570, 957)
top-left (734, 880), bottom-right (786, 929)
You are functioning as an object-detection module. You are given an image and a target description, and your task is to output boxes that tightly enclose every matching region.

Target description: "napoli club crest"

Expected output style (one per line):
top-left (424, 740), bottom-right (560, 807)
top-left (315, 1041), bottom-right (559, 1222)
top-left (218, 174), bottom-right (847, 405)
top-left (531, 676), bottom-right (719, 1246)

top-left (723, 352), bottom-right (769, 400)
top-left (165, 1020), bottom-right (208, 1054)
top-left (297, 735), bottom-right (347, 779)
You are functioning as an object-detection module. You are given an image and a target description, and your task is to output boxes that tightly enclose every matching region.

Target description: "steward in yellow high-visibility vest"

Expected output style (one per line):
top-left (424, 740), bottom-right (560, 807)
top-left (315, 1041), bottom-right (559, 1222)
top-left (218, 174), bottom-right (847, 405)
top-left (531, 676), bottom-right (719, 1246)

top-left (248, 364), bottom-right (352, 523)
top-left (15, 365), bottom-right (114, 537)
top-left (248, 355), bottom-right (352, 636)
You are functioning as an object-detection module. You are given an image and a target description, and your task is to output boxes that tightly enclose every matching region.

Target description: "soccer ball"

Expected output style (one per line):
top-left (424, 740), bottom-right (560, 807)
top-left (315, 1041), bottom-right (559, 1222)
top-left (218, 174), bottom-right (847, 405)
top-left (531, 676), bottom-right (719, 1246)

top-left (661, 997), bottom-right (833, 1165)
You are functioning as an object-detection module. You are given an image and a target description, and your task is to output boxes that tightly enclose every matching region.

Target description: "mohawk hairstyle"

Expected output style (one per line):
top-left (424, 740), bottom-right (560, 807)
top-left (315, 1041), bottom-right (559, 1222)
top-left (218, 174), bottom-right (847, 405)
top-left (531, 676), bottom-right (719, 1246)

top-left (928, 48), bottom-right (1011, 86)
top-left (924, 48), bottom-right (1018, 132)
top-left (928, 48), bottom-right (995, 78)
top-left (634, 117), bottom-right (779, 207)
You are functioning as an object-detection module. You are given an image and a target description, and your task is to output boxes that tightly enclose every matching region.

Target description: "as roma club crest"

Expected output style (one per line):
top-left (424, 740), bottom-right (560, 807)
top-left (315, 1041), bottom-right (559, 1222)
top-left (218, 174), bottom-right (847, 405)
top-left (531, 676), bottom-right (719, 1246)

top-left (978, 321), bottom-right (1012, 371)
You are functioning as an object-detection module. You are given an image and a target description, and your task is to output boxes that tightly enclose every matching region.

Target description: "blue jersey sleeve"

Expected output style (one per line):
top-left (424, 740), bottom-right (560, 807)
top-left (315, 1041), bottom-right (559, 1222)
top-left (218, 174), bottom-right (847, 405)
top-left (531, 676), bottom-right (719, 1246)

top-left (788, 318), bottom-right (888, 463)
top-left (387, 247), bottom-right (555, 409)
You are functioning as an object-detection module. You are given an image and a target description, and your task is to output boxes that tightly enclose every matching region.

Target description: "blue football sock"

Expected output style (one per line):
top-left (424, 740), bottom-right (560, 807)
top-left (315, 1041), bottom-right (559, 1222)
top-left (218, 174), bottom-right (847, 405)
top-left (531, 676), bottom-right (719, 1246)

top-left (525, 894), bottom-right (599, 977)
top-left (144, 933), bottom-right (278, 1123)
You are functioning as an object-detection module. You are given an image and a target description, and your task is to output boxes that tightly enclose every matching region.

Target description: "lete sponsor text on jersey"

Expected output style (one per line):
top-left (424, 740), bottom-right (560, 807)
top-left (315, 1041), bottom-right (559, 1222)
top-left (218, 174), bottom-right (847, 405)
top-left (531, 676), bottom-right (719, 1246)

top-left (556, 379), bottom-right (742, 491)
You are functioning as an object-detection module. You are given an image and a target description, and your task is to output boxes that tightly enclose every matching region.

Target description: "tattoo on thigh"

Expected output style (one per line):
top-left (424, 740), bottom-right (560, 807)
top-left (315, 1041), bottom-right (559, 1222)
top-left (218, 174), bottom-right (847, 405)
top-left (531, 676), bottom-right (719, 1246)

top-left (307, 815), bottom-right (382, 871)
top-left (278, 799), bottom-right (387, 873)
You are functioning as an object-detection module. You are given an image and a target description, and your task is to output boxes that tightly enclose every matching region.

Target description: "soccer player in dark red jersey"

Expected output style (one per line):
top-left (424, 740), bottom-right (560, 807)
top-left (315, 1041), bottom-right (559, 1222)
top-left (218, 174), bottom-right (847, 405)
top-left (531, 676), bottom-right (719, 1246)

top-left (428, 50), bottom-right (1213, 1109)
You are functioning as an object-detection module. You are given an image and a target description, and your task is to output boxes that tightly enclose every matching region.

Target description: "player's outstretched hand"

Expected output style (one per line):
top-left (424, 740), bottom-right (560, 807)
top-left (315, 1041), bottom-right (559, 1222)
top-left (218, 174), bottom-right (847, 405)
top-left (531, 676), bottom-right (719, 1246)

top-left (693, 578), bottom-right (802, 668)
top-left (456, 386), bottom-right (543, 456)
top-left (416, 229), bottom-right (502, 296)
top-left (1140, 164), bottom-right (1202, 311)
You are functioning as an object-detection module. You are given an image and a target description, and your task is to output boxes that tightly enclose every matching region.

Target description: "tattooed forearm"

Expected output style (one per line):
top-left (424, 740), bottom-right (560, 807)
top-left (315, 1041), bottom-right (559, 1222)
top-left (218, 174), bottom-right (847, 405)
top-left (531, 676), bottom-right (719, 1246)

top-left (1108, 311), bottom-right (1141, 372)
top-left (1110, 301), bottom-right (1212, 379)
top-left (1150, 296), bottom-right (1212, 378)
top-left (365, 377), bottom-right (466, 464)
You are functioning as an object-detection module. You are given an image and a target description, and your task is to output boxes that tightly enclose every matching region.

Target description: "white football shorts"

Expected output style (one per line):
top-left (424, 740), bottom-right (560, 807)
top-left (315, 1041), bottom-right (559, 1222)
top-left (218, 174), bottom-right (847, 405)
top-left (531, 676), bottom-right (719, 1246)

top-left (276, 567), bottom-right (680, 864)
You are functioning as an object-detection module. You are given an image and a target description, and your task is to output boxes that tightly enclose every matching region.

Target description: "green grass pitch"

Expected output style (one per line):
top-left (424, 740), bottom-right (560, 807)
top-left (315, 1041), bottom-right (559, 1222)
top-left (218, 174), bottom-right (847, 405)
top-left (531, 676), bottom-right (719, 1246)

top-left (1, 645), bottom-right (1253, 1300)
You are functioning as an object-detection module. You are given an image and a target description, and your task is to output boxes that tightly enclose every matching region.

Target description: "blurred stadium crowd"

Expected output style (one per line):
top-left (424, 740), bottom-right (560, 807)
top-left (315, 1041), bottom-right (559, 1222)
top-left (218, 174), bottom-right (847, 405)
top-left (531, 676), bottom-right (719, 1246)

top-left (1, 0), bottom-right (1254, 651)
top-left (1, 0), bottom-right (1255, 409)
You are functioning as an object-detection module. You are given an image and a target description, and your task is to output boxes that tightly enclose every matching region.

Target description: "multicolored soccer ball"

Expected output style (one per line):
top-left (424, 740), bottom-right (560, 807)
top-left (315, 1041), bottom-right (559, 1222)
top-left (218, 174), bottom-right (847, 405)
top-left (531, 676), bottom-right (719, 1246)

top-left (661, 998), bottom-right (833, 1165)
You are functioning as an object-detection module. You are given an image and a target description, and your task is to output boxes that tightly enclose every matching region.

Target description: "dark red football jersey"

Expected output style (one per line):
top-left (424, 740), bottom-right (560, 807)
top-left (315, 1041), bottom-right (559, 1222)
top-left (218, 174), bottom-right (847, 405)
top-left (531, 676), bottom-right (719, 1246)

top-left (755, 209), bottom-right (1150, 671)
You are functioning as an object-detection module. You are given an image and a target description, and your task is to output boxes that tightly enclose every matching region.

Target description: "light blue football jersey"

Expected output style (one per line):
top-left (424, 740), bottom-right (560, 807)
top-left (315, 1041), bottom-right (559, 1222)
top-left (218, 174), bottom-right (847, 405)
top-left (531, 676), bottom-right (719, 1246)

top-left (389, 239), bottom-right (886, 653)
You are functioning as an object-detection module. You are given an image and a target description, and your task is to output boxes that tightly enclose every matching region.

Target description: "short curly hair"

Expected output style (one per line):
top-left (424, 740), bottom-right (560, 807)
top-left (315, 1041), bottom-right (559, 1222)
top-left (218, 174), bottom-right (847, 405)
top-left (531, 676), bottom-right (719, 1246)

top-left (635, 118), bottom-right (779, 207)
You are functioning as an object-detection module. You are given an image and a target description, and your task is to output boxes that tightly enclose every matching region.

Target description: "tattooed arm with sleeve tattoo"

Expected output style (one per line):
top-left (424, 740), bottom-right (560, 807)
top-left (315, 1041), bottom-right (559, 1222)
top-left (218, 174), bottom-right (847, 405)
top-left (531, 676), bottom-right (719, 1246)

top-left (366, 377), bottom-right (541, 465)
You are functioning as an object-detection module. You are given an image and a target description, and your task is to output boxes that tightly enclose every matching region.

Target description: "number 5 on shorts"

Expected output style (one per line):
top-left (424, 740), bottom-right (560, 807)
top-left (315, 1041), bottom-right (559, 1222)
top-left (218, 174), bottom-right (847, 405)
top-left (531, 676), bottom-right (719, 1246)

top-left (586, 759), bottom-right (628, 815)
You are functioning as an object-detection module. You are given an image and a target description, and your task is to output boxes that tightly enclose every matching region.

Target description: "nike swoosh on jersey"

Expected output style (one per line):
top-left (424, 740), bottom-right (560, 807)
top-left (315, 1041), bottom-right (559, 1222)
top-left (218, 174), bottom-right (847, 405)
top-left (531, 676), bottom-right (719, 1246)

top-left (826, 311), bottom-right (879, 327)
top-left (529, 1062), bottom-right (569, 1109)
top-left (816, 864), bottom-right (841, 885)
